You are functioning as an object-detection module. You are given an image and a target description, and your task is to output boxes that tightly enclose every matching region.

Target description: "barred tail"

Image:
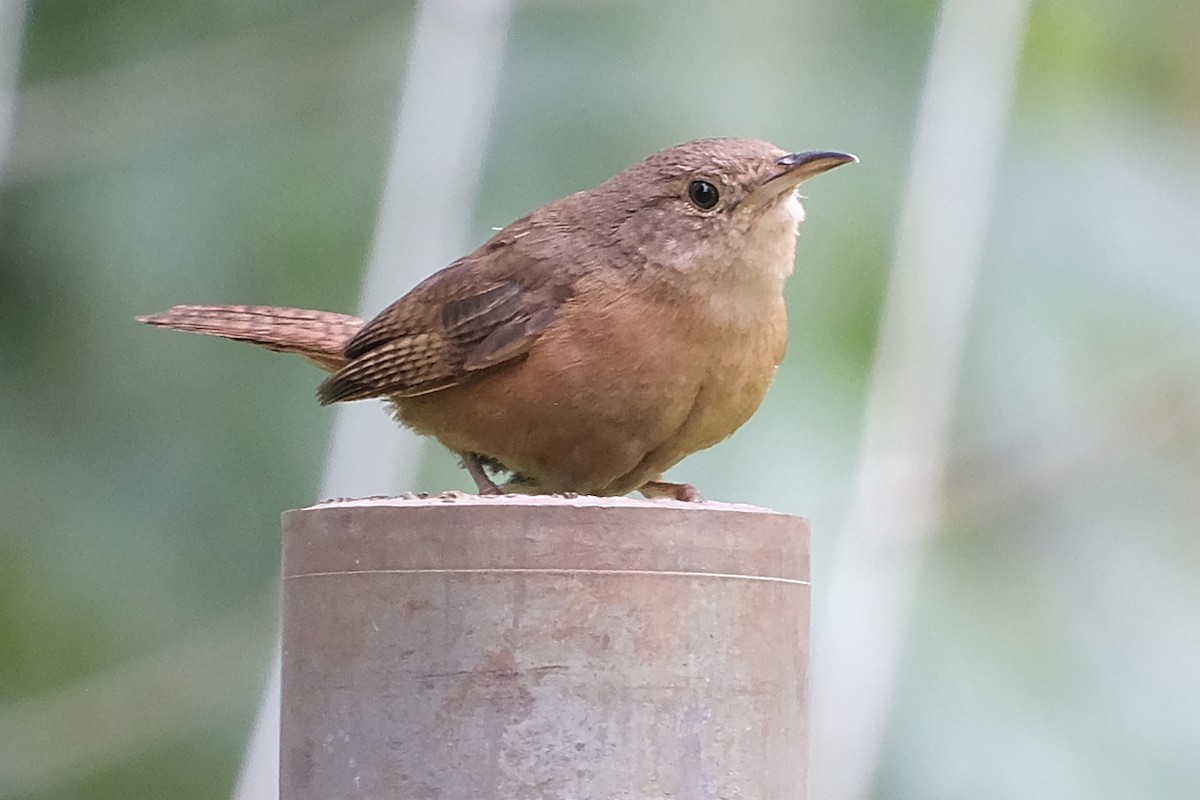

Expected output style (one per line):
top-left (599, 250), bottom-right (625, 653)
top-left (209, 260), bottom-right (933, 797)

top-left (137, 304), bottom-right (363, 372)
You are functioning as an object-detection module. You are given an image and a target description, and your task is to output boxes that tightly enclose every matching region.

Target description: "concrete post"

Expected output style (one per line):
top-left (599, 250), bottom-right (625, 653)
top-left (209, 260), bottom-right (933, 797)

top-left (280, 495), bottom-right (810, 799)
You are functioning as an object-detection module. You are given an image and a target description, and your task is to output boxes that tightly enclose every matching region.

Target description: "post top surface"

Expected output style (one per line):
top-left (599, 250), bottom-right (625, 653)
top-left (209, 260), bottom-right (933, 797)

top-left (301, 492), bottom-right (798, 518)
top-left (284, 492), bottom-right (809, 584)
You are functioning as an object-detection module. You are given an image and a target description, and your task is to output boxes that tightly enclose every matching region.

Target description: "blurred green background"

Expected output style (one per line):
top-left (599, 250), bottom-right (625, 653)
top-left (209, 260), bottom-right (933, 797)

top-left (1, 0), bottom-right (1198, 798)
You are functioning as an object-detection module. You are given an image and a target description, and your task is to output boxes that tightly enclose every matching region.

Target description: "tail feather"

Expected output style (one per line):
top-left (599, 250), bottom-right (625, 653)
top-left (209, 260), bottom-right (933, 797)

top-left (137, 304), bottom-right (362, 372)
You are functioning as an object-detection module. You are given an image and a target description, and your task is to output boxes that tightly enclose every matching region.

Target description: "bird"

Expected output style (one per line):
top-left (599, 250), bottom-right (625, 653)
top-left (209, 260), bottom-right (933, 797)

top-left (138, 137), bottom-right (855, 500)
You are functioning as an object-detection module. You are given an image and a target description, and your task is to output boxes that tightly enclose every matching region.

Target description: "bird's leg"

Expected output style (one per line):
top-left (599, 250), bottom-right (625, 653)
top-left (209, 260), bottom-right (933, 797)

top-left (639, 480), bottom-right (704, 502)
top-left (461, 452), bottom-right (503, 495)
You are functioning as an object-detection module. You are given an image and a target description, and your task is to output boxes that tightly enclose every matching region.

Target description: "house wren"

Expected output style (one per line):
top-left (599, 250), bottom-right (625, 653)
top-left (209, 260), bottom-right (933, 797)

top-left (139, 138), bottom-right (855, 500)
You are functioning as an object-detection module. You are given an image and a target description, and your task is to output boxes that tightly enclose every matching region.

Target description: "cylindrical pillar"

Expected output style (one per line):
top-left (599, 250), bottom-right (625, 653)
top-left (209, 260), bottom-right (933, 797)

top-left (280, 495), bottom-right (810, 799)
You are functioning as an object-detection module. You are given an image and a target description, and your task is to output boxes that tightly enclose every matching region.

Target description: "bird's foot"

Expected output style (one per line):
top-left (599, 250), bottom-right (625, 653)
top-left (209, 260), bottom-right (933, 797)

top-left (461, 452), bottom-right (503, 495)
top-left (639, 481), bottom-right (704, 502)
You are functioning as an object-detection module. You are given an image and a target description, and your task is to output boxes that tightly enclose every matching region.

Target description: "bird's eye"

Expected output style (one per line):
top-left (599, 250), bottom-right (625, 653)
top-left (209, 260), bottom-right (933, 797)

top-left (687, 179), bottom-right (720, 210)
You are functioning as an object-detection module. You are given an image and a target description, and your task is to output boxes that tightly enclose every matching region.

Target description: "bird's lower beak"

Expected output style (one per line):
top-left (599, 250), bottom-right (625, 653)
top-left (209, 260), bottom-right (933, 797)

top-left (756, 150), bottom-right (858, 199)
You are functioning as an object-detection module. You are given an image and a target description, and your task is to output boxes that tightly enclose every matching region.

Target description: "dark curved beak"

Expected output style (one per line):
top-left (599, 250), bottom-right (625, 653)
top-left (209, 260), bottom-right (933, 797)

top-left (770, 150), bottom-right (857, 185)
top-left (747, 150), bottom-right (857, 206)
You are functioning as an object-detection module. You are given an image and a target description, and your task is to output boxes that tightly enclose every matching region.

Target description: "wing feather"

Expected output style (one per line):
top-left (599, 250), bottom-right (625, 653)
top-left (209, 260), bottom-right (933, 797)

top-left (317, 260), bottom-right (572, 405)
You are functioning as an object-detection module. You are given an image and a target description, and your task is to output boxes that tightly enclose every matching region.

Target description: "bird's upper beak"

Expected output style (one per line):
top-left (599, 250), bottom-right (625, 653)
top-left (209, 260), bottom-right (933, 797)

top-left (753, 150), bottom-right (858, 201)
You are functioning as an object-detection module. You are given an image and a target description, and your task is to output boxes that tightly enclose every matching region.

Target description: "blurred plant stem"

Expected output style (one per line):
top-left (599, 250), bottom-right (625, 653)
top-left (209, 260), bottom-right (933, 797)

top-left (0, 0), bottom-right (29, 180)
top-left (231, 1), bottom-right (517, 798)
top-left (809, 0), bottom-right (1030, 796)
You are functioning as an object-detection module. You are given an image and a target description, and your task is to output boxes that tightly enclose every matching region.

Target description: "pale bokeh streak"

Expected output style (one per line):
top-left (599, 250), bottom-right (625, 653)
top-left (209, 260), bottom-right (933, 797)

top-left (809, 0), bottom-right (1030, 797)
top-left (231, 1), bottom-right (518, 797)
top-left (0, 0), bottom-right (28, 179)
top-left (318, 0), bottom-right (518, 501)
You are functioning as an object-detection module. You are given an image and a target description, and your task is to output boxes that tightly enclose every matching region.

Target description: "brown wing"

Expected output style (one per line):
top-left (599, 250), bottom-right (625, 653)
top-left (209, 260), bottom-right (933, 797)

top-left (316, 259), bottom-right (573, 405)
